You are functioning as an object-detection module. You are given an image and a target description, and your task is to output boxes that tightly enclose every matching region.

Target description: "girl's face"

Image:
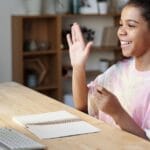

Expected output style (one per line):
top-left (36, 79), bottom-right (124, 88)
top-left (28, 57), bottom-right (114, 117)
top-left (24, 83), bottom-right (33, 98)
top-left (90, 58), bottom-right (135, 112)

top-left (117, 5), bottom-right (150, 58)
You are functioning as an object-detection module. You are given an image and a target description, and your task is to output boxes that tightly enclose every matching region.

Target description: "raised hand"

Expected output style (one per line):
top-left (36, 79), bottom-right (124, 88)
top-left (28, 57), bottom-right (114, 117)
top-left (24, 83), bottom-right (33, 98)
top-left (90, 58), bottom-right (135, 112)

top-left (66, 23), bottom-right (93, 68)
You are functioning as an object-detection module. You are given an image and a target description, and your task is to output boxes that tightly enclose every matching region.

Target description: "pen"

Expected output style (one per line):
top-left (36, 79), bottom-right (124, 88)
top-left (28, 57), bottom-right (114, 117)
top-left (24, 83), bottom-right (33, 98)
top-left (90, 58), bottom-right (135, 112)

top-left (26, 118), bottom-right (82, 126)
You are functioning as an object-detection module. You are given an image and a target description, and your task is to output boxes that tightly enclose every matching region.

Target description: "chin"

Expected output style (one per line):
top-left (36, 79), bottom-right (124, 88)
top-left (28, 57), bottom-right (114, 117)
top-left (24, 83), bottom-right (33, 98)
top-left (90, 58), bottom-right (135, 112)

top-left (122, 49), bottom-right (132, 57)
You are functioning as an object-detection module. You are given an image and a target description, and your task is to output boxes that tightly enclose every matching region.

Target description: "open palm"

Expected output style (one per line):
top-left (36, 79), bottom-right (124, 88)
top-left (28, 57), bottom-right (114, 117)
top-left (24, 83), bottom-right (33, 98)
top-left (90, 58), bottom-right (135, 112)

top-left (66, 23), bottom-right (93, 68)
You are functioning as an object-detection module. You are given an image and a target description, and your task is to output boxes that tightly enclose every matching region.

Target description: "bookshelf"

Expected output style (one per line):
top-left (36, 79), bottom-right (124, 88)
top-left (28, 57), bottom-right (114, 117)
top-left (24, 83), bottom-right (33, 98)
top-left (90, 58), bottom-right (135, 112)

top-left (61, 13), bottom-right (122, 98)
top-left (12, 14), bottom-right (122, 102)
top-left (12, 15), bottom-right (62, 100)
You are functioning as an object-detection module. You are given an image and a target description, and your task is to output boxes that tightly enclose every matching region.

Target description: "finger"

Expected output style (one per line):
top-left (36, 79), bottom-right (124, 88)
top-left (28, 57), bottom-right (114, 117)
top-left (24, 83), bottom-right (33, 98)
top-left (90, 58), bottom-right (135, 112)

top-left (85, 41), bottom-right (93, 55)
top-left (73, 23), bottom-right (84, 42)
top-left (94, 91), bottom-right (104, 108)
top-left (96, 86), bottom-right (104, 94)
top-left (71, 24), bottom-right (76, 43)
top-left (101, 87), bottom-right (110, 94)
top-left (95, 90), bottom-right (103, 99)
top-left (66, 34), bottom-right (72, 48)
top-left (97, 86), bottom-right (110, 95)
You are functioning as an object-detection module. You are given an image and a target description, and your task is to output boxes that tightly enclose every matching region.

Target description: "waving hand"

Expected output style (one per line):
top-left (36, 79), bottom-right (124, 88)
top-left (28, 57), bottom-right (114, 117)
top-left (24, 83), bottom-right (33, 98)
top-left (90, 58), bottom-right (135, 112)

top-left (66, 23), bottom-right (93, 68)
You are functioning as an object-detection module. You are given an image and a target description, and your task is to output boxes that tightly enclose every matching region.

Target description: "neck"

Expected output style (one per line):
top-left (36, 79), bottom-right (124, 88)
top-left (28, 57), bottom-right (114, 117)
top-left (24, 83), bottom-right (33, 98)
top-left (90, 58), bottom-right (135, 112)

top-left (134, 50), bottom-right (150, 71)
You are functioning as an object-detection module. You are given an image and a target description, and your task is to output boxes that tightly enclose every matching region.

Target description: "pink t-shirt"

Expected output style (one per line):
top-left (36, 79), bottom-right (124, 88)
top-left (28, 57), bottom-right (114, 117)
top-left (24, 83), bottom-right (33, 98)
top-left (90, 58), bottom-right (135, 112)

top-left (88, 58), bottom-right (150, 139)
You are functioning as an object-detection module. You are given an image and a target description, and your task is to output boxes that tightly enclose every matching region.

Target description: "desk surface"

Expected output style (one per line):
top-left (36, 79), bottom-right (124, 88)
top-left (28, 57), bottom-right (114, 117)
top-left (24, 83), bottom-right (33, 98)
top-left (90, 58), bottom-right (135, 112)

top-left (0, 82), bottom-right (150, 150)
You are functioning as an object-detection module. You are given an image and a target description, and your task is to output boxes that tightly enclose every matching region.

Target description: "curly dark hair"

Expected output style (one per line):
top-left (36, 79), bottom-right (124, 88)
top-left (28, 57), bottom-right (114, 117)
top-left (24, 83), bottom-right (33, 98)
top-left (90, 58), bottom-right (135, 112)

top-left (125, 0), bottom-right (150, 26)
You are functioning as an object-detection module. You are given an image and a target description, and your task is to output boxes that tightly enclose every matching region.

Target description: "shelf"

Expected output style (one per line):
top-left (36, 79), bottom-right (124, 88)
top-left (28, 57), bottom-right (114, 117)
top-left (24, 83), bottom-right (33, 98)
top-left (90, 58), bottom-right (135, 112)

top-left (34, 85), bottom-right (59, 99)
top-left (12, 15), bottom-right (62, 100)
top-left (92, 46), bottom-right (120, 51)
top-left (12, 14), bottom-right (122, 101)
top-left (62, 46), bottom-right (120, 52)
top-left (62, 68), bottom-right (101, 80)
top-left (23, 50), bottom-right (57, 57)
top-left (34, 85), bottom-right (58, 91)
top-left (12, 15), bottom-right (58, 18)
top-left (61, 13), bottom-right (122, 96)
top-left (86, 70), bottom-right (101, 77)
top-left (61, 13), bottom-right (120, 18)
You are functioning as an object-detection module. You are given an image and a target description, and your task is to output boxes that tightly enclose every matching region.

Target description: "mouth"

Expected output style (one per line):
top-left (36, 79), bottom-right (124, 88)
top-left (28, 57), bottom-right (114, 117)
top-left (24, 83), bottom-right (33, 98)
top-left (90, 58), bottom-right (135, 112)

top-left (120, 40), bottom-right (132, 48)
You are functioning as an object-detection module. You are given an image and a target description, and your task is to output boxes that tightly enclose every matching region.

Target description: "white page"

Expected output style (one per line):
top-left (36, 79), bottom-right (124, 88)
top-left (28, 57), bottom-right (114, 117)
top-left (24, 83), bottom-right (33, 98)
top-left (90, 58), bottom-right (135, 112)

top-left (13, 110), bottom-right (78, 126)
top-left (27, 121), bottom-right (100, 139)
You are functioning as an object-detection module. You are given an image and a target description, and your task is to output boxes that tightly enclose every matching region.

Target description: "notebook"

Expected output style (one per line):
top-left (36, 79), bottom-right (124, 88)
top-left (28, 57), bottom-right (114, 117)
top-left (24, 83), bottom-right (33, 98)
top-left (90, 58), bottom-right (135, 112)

top-left (13, 110), bottom-right (100, 139)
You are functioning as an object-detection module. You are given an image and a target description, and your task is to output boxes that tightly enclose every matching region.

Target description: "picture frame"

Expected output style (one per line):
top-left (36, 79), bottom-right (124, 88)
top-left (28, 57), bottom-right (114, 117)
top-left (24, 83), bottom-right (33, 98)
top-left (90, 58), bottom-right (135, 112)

top-left (79, 0), bottom-right (98, 14)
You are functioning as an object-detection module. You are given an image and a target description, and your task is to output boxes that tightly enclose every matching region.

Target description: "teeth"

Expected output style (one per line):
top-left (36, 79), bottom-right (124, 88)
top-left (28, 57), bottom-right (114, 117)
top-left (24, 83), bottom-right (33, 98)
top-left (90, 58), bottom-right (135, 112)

top-left (120, 41), bottom-right (131, 45)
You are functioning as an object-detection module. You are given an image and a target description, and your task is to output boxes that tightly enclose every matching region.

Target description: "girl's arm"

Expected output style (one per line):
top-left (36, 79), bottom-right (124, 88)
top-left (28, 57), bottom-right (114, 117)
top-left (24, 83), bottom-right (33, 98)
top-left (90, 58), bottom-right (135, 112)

top-left (114, 108), bottom-right (148, 140)
top-left (66, 23), bottom-right (93, 112)
top-left (96, 86), bottom-right (148, 140)
top-left (72, 66), bottom-right (88, 112)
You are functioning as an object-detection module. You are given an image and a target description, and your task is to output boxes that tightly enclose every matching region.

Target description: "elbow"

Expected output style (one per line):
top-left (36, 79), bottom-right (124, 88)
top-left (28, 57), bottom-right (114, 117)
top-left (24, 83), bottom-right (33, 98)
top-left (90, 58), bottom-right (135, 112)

top-left (75, 105), bottom-right (88, 113)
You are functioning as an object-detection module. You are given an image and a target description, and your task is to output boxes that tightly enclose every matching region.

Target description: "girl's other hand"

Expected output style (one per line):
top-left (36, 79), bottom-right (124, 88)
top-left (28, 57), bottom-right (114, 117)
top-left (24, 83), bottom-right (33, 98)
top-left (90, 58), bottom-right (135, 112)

top-left (95, 86), bottom-right (123, 118)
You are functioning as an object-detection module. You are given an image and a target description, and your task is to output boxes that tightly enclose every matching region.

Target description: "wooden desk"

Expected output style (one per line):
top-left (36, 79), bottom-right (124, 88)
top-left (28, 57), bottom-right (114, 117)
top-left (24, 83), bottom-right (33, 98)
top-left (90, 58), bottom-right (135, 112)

top-left (0, 82), bottom-right (150, 150)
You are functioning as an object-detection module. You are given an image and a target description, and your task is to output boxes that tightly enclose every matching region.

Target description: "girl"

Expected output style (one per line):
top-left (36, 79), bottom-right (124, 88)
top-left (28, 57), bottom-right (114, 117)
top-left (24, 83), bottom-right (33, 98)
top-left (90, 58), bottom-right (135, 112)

top-left (66, 0), bottom-right (150, 140)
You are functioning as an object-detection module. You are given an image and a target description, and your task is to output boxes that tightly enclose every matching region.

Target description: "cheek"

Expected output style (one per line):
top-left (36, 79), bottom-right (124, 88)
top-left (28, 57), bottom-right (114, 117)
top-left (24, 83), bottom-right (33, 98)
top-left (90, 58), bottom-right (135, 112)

top-left (131, 32), bottom-right (150, 55)
top-left (137, 33), bottom-right (150, 48)
top-left (144, 32), bottom-right (150, 47)
top-left (131, 31), bottom-right (149, 46)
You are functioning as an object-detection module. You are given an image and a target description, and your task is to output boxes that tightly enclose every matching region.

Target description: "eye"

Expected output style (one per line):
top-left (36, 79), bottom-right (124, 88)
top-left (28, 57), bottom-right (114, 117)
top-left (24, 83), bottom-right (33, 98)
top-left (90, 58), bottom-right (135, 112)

top-left (128, 23), bottom-right (136, 28)
top-left (128, 25), bottom-right (136, 28)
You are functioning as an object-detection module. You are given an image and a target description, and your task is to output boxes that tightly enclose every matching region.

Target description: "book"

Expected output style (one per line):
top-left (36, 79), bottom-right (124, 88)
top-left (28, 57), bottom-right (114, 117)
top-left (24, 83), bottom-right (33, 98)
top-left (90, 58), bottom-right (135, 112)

top-left (13, 110), bottom-right (100, 139)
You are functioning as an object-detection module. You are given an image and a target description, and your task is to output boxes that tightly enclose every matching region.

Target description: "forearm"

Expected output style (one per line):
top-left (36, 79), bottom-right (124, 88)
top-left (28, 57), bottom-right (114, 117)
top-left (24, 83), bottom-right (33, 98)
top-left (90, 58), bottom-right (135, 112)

top-left (72, 67), bottom-right (88, 113)
top-left (113, 108), bottom-right (148, 140)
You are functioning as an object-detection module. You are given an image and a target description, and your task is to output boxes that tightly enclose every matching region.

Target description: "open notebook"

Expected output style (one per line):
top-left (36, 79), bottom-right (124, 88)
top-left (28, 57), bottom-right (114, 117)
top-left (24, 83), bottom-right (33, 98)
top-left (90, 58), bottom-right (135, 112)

top-left (13, 110), bottom-right (100, 139)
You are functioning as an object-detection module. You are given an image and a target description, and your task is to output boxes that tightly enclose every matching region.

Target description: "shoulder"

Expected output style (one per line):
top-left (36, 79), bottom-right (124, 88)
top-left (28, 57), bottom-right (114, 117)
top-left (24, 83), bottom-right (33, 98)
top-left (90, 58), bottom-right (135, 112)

top-left (103, 57), bottom-right (133, 76)
top-left (89, 58), bottom-right (133, 86)
top-left (114, 57), bottom-right (133, 70)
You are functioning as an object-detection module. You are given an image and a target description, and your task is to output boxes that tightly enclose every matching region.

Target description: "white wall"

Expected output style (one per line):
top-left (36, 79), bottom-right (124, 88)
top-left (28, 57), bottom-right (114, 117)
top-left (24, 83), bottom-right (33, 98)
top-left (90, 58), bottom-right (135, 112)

top-left (0, 0), bottom-right (56, 82)
top-left (0, 0), bottom-right (26, 82)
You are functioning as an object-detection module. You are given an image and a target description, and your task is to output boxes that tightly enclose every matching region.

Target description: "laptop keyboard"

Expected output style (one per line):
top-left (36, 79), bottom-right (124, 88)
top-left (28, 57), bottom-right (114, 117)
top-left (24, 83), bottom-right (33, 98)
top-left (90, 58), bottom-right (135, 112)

top-left (0, 127), bottom-right (45, 150)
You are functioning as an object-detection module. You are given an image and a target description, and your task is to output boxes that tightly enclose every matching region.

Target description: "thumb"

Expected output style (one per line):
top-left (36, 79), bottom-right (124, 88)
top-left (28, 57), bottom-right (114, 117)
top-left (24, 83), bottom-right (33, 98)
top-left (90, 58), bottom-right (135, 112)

top-left (85, 41), bottom-right (93, 55)
top-left (97, 86), bottom-right (109, 94)
top-left (97, 86), bottom-right (104, 94)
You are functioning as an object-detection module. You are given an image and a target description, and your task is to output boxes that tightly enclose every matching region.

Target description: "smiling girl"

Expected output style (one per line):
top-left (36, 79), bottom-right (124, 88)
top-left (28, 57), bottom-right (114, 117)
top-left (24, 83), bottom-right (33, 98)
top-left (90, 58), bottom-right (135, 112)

top-left (66, 0), bottom-right (150, 140)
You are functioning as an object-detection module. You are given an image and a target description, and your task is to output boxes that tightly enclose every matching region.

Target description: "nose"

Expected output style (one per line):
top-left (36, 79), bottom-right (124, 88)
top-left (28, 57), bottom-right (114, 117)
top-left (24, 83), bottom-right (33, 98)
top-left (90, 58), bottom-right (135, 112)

top-left (117, 26), bottom-right (127, 38)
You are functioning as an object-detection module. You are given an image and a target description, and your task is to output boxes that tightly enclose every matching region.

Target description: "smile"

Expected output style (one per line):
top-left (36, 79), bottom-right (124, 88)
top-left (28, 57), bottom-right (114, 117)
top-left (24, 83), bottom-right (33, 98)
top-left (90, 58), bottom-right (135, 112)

top-left (120, 41), bottom-right (132, 48)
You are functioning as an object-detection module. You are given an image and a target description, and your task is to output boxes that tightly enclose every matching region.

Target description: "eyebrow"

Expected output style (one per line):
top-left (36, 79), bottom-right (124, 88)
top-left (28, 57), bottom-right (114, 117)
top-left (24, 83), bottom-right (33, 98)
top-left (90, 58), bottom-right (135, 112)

top-left (120, 19), bottom-right (139, 24)
top-left (127, 19), bottom-right (139, 24)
